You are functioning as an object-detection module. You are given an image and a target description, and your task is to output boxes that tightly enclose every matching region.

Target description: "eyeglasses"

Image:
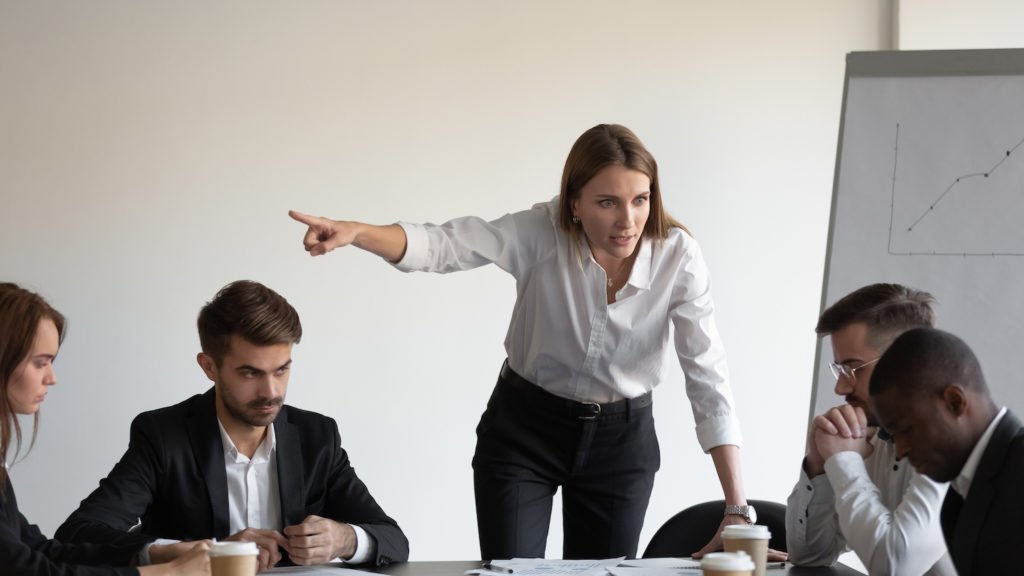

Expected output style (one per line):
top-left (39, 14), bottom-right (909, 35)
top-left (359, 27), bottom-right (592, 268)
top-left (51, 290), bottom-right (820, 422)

top-left (828, 357), bottom-right (879, 382)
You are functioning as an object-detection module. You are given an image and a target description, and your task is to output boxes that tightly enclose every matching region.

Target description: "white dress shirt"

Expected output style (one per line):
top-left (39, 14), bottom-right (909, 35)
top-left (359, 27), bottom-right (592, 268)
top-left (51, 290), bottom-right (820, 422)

top-left (216, 421), bottom-right (376, 565)
top-left (786, 433), bottom-right (955, 576)
top-left (952, 406), bottom-right (1007, 498)
top-left (395, 197), bottom-right (740, 451)
top-left (217, 420), bottom-right (282, 534)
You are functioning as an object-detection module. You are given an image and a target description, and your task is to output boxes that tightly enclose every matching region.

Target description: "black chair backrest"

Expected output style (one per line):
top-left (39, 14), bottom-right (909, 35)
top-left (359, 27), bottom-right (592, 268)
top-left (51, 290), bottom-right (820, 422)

top-left (642, 499), bottom-right (787, 558)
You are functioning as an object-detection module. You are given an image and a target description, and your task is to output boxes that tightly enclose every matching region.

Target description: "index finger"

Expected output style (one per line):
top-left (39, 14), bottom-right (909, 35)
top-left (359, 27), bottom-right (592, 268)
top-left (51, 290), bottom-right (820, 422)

top-left (250, 529), bottom-right (289, 549)
top-left (836, 404), bottom-right (866, 436)
top-left (851, 404), bottom-right (869, 431)
top-left (812, 414), bottom-right (839, 436)
top-left (767, 548), bottom-right (789, 562)
top-left (823, 407), bottom-right (854, 438)
top-left (283, 522), bottom-right (319, 537)
top-left (288, 210), bottom-right (322, 227)
top-left (268, 530), bottom-right (290, 548)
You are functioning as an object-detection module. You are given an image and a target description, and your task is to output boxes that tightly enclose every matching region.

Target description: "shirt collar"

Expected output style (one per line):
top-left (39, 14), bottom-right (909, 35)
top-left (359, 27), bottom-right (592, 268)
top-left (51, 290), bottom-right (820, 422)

top-left (630, 238), bottom-right (653, 290)
top-left (217, 419), bottom-right (277, 464)
top-left (579, 237), bottom-right (653, 291)
top-left (953, 406), bottom-right (1007, 498)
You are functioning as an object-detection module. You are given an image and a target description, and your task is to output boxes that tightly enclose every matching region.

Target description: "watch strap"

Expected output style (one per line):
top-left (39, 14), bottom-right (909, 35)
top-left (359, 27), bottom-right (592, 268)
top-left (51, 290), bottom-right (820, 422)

top-left (724, 504), bottom-right (752, 519)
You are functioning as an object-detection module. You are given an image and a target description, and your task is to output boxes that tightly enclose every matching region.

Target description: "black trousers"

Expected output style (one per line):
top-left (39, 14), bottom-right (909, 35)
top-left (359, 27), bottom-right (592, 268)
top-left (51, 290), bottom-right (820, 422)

top-left (472, 362), bottom-right (660, 560)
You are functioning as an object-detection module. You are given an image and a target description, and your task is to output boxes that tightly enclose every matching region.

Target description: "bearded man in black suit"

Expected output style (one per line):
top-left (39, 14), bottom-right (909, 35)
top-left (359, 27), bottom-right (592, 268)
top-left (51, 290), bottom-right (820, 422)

top-left (56, 280), bottom-right (409, 571)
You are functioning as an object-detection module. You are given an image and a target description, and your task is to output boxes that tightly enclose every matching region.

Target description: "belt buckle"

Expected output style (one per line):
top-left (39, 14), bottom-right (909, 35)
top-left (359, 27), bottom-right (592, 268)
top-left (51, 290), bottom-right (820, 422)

top-left (578, 402), bottom-right (601, 420)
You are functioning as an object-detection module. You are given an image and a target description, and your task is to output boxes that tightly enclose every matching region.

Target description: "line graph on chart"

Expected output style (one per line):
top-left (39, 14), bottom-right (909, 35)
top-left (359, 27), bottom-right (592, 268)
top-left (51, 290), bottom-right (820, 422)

top-left (886, 122), bottom-right (1024, 257)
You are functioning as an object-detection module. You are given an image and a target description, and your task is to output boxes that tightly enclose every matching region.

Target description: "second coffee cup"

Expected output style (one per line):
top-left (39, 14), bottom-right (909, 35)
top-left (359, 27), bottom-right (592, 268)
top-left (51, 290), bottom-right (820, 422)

top-left (208, 541), bottom-right (259, 576)
top-left (721, 524), bottom-right (771, 576)
top-left (701, 551), bottom-right (755, 576)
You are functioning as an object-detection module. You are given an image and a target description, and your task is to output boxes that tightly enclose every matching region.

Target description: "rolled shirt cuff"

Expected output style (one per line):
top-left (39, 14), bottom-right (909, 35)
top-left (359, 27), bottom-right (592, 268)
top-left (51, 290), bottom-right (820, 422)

top-left (695, 413), bottom-right (743, 453)
top-left (391, 222), bottom-right (430, 271)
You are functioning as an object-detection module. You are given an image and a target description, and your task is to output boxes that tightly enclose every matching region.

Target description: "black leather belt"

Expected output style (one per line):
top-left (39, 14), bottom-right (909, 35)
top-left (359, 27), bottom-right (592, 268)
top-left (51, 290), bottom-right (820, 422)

top-left (499, 360), bottom-right (652, 420)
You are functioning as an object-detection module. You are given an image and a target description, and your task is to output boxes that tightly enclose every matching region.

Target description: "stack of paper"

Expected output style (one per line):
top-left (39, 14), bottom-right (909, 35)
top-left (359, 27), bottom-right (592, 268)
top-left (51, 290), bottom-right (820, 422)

top-left (467, 557), bottom-right (625, 576)
top-left (610, 557), bottom-right (702, 576)
top-left (466, 557), bottom-right (704, 576)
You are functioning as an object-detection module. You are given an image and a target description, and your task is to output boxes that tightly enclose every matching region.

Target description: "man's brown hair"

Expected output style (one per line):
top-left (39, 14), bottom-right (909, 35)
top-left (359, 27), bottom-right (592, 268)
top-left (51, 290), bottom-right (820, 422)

top-left (816, 283), bottom-right (935, 349)
top-left (197, 280), bottom-right (302, 365)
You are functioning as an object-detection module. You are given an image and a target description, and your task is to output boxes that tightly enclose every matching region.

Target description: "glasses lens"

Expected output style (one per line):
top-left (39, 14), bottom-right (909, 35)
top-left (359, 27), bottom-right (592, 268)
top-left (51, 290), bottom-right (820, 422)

top-left (828, 362), bottom-right (850, 381)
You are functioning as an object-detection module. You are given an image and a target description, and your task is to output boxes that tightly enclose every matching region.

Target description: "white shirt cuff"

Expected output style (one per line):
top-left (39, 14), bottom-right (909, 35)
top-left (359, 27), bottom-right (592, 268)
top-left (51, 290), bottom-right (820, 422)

top-left (139, 538), bottom-right (182, 565)
top-left (695, 413), bottom-right (743, 452)
top-left (392, 222), bottom-right (429, 271)
top-left (823, 450), bottom-right (869, 487)
top-left (343, 524), bottom-right (377, 565)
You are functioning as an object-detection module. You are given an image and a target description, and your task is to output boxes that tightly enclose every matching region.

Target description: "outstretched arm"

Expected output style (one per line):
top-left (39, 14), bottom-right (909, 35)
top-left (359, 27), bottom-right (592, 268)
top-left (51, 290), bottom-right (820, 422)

top-left (288, 211), bottom-right (407, 262)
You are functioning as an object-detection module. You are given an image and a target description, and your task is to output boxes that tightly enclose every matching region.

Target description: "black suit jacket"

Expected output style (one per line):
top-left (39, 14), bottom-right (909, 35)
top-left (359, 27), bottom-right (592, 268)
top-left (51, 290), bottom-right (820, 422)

top-left (55, 389), bottom-right (408, 566)
top-left (940, 409), bottom-right (1024, 576)
top-left (1, 477), bottom-right (138, 575)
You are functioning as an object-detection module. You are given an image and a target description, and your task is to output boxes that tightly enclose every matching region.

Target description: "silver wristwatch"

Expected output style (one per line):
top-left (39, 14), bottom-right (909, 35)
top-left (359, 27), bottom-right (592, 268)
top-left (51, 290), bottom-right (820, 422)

top-left (724, 504), bottom-right (757, 523)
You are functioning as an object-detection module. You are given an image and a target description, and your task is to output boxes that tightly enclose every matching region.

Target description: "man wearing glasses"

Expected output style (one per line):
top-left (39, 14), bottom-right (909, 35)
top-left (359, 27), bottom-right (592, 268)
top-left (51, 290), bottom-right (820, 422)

top-left (785, 283), bottom-right (954, 576)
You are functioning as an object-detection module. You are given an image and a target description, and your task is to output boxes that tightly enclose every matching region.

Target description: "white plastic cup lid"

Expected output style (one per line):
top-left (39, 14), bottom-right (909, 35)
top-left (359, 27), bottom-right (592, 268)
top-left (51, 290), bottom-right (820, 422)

top-left (721, 524), bottom-right (771, 539)
top-left (701, 551), bottom-right (755, 571)
top-left (208, 541), bottom-right (259, 557)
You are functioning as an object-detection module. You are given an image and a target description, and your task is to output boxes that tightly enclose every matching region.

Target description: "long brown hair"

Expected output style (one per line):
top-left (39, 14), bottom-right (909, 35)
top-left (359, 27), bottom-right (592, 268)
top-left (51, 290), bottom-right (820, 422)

top-left (0, 283), bottom-right (66, 487)
top-left (558, 124), bottom-right (686, 247)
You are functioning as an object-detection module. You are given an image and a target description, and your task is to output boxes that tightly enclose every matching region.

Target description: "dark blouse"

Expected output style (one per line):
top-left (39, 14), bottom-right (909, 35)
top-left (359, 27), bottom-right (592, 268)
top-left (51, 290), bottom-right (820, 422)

top-left (0, 476), bottom-right (139, 575)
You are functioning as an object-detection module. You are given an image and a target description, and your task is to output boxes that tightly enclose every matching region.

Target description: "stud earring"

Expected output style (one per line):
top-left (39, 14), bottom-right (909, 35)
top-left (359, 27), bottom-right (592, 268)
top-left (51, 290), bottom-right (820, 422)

top-left (572, 215), bottom-right (580, 224)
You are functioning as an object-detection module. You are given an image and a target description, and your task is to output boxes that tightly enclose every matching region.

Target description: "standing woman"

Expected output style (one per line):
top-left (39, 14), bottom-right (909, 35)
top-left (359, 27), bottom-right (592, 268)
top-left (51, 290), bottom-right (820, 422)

top-left (289, 124), bottom-right (751, 560)
top-left (0, 283), bottom-right (210, 575)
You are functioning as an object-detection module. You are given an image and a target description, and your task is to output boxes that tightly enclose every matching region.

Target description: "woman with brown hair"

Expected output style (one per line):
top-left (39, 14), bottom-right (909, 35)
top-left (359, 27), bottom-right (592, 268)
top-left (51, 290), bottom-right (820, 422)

top-left (289, 124), bottom-right (755, 560)
top-left (0, 283), bottom-right (210, 575)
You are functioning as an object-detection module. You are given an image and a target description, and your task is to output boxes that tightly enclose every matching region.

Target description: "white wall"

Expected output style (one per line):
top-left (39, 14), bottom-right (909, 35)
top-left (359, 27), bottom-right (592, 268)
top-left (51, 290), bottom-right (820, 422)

top-left (898, 0), bottom-right (1024, 49)
top-left (0, 1), bottom-right (889, 561)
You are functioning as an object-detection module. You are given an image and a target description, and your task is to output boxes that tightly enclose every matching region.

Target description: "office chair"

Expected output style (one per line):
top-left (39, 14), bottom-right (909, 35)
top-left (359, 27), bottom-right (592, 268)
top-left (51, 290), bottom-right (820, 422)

top-left (642, 499), bottom-right (787, 558)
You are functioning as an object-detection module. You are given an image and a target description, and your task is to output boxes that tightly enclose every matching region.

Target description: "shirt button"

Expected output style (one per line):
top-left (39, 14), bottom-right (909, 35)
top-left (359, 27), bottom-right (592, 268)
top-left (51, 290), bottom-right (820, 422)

top-left (893, 464), bottom-right (899, 471)
top-left (806, 485), bottom-right (812, 491)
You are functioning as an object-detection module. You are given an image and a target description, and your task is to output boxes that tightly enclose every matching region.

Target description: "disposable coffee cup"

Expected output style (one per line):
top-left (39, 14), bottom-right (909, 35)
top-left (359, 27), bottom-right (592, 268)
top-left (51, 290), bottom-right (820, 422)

top-left (208, 541), bottom-right (258, 576)
top-left (700, 551), bottom-right (754, 576)
top-left (721, 524), bottom-right (771, 576)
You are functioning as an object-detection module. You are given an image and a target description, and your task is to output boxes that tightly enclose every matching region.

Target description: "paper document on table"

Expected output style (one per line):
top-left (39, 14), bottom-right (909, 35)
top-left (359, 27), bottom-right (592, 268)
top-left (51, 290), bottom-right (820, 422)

top-left (466, 557), bottom-right (625, 576)
top-left (606, 566), bottom-right (701, 576)
top-left (264, 565), bottom-right (370, 575)
top-left (615, 558), bottom-right (701, 569)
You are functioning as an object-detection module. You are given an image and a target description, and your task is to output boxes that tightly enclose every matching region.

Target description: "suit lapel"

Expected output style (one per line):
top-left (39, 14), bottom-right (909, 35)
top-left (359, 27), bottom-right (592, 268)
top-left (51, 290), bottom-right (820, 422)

top-left (940, 489), bottom-right (962, 547)
top-left (187, 388), bottom-right (231, 538)
top-left (275, 406), bottom-right (306, 526)
top-left (950, 483), bottom-right (982, 575)
top-left (954, 411), bottom-right (1023, 575)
